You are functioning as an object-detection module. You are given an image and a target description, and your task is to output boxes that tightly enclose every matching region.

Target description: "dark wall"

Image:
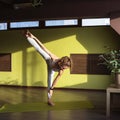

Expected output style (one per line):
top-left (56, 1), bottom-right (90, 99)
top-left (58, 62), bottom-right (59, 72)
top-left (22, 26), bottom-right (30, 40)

top-left (0, 0), bottom-right (120, 21)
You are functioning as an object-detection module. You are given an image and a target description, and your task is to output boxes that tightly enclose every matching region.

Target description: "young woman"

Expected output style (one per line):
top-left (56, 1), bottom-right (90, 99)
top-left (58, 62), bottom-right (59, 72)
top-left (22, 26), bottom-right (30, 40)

top-left (24, 30), bottom-right (71, 106)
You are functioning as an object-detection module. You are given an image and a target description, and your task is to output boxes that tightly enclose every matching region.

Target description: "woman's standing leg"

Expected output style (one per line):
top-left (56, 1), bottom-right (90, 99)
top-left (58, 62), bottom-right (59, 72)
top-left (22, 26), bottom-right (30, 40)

top-left (47, 61), bottom-right (55, 106)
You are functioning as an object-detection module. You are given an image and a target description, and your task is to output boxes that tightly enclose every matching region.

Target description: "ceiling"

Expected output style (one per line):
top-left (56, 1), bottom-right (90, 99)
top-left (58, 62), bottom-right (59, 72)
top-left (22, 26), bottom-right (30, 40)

top-left (0, 0), bottom-right (120, 22)
top-left (0, 0), bottom-right (30, 4)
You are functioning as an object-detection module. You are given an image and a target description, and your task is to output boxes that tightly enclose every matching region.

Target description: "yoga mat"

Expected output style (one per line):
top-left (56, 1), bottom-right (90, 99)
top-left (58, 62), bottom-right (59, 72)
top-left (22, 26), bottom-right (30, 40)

top-left (0, 101), bottom-right (94, 113)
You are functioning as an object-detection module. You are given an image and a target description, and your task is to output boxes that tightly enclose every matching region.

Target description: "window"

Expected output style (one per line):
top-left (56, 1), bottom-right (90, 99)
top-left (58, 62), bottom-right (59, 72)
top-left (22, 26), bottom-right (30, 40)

top-left (0, 53), bottom-right (11, 71)
top-left (70, 54), bottom-right (110, 74)
top-left (0, 23), bottom-right (7, 30)
top-left (45, 19), bottom-right (78, 26)
top-left (82, 18), bottom-right (110, 26)
top-left (10, 21), bottom-right (39, 28)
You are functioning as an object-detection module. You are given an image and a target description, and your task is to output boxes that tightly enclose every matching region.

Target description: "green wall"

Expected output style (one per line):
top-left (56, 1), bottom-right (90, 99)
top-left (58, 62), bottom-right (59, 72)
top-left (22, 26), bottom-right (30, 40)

top-left (0, 27), bottom-right (119, 89)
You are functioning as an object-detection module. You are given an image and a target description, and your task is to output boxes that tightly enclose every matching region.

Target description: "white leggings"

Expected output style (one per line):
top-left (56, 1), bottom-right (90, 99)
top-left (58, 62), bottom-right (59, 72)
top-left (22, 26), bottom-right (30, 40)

top-left (27, 37), bottom-right (55, 98)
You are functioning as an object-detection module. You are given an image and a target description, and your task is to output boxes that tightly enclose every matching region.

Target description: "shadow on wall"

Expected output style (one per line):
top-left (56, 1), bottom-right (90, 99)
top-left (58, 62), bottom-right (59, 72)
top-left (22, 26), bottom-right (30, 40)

top-left (0, 29), bottom-right (76, 87)
top-left (0, 28), bottom-right (76, 52)
top-left (21, 49), bottom-right (47, 86)
top-left (1, 27), bottom-right (118, 53)
top-left (76, 26), bottom-right (120, 53)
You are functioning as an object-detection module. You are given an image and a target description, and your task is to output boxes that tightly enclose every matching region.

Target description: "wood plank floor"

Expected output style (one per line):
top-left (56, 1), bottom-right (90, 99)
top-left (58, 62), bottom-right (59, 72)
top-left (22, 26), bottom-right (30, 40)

top-left (0, 86), bottom-right (120, 120)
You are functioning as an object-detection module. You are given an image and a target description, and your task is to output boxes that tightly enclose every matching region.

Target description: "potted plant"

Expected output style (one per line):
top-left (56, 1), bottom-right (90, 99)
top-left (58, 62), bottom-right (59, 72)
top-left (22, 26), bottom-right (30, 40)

top-left (99, 49), bottom-right (120, 88)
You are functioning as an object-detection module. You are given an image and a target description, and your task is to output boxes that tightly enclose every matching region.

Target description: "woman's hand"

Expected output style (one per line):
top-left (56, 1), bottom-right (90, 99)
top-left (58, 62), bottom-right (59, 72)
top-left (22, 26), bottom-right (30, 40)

top-left (24, 30), bottom-right (36, 39)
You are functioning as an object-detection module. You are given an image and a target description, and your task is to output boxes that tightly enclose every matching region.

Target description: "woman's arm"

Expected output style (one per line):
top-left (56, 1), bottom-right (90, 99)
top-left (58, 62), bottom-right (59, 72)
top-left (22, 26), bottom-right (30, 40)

top-left (25, 30), bottom-right (58, 60)
top-left (50, 70), bottom-right (64, 89)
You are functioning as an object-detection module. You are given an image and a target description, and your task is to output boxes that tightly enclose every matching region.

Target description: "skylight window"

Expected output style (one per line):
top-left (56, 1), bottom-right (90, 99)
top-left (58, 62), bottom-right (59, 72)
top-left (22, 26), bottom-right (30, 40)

top-left (10, 21), bottom-right (39, 28)
top-left (45, 19), bottom-right (78, 26)
top-left (82, 18), bottom-right (110, 26)
top-left (0, 23), bottom-right (7, 30)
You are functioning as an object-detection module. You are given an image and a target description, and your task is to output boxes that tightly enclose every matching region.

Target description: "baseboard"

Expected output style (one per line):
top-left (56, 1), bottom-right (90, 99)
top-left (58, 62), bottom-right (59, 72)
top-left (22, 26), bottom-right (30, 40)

top-left (0, 85), bottom-right (106, 92)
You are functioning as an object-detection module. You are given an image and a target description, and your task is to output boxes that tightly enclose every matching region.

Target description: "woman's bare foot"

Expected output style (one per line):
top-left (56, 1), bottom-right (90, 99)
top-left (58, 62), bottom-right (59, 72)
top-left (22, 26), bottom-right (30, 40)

top-left (25, 30), bottom-right (31, 37)
top-left (48, 99), bottom-right (55, 106)
top-left (22, 29), bottom-right (31, 38)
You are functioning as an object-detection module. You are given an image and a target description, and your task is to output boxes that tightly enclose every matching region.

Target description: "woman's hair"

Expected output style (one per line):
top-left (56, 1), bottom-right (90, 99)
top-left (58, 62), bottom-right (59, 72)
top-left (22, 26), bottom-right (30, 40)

top-left (57, 56), bottom-right (71, 68)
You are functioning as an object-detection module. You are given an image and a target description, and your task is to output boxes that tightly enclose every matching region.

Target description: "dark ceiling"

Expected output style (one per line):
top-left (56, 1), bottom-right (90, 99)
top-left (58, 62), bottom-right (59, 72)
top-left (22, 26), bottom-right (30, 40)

top-left (0, 0), bottom-right (120, 21)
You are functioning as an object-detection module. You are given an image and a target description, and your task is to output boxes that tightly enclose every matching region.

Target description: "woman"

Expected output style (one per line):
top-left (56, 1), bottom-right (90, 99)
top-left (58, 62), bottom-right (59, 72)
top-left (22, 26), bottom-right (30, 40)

top-left (24, 30), bottom-right (71, 106)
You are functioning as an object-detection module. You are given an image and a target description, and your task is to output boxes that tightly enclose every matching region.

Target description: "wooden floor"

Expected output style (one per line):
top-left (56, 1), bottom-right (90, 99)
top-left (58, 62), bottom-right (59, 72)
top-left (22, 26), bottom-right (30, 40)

top-left (0, 86), bottom-right (120, 120)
